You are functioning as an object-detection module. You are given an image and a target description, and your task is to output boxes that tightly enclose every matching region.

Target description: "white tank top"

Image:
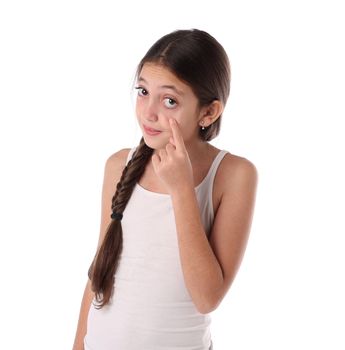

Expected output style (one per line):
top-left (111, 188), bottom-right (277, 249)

top-left (84, 147), bottom-right (228, 350)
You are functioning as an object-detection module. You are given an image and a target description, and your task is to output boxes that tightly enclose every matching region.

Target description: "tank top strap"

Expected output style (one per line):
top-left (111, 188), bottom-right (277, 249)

top-left (207, 150), bottom-right (228, 181)
top-left (126, 146), bottom-right (138, 166)
top-left (203, 149), bottom-right (228, 201)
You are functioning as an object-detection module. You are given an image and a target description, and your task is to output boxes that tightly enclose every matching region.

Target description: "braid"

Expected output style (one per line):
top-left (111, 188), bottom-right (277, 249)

top-left (87, 137), bottom-right (153, 309)
top-left (111, 138), bottom-right (153, 215)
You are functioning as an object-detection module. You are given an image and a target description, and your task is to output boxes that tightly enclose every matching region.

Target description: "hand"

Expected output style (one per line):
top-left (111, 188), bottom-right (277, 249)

top-left (151, 118), bottom-right (194, 195)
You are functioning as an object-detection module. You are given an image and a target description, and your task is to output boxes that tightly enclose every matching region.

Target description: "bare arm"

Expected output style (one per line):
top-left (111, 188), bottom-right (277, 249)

top-left (72, 148), bottom-right (131, 350)
top-left (170, 156), bottom-right (258, 314)
top-left (72, 279), bottom-right (94, 350)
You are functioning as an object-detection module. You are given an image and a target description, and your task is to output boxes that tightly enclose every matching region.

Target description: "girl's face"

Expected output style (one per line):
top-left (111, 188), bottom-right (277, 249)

top-left (135, 63), bottom-right (202, 152)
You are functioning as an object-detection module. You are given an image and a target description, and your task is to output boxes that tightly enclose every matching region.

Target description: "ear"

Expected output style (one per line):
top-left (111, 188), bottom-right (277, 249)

top-left (198, 100), bottom-right (224, 128)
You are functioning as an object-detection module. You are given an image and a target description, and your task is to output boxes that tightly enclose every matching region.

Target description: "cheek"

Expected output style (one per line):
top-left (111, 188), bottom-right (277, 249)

top-left (158, 109), bottom-right (179, 127)
top-left (135, 99), bottom-right (143, 114)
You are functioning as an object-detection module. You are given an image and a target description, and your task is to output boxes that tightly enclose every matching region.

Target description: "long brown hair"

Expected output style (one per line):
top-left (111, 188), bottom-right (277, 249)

top-left (87, 28), bottom-right (231, 309)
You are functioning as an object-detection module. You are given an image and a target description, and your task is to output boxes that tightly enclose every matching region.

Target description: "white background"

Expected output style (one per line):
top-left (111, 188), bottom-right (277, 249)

top-left (0, 0), bottom-right (344, 349)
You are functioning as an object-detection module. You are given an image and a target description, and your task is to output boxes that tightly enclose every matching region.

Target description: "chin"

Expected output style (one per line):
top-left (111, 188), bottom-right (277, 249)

top-left (142, 135), bottom-right (167, 150)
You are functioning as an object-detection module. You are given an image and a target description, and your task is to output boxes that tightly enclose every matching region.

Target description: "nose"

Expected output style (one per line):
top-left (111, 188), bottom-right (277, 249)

top-left (143, 98), bottom-right (159, 122)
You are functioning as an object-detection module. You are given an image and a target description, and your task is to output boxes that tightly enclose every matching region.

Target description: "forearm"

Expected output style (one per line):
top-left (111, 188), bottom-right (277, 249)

top-left (72, 279), bottom-right (94, 350)
top-left (171, 185), bottom-right (224, 314)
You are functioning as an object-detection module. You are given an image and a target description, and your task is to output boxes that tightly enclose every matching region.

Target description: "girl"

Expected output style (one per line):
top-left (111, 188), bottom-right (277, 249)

top-left (73, 28), bottom-right (258, 350)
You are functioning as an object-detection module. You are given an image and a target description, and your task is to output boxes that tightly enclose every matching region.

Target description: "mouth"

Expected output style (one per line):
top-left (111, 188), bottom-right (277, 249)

top-left (143, 124), bottom-right (162, 135)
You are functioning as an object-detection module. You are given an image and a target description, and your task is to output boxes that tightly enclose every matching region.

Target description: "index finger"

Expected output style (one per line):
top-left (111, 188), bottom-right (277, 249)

top-left (169, 118), bottom-right (185, 151)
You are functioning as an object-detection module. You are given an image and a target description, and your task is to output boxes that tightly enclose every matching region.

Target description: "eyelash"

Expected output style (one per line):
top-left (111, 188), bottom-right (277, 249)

top-left (134, 86), bottom-right (178, 108)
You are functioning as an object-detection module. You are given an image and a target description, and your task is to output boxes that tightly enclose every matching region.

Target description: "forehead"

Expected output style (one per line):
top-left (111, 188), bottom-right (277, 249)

top-left (138, 63), bottom-right (191, 95)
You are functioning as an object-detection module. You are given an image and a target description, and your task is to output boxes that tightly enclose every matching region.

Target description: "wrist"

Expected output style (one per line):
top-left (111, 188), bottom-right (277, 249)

top-left (170, 182), bottom-right (195, 198)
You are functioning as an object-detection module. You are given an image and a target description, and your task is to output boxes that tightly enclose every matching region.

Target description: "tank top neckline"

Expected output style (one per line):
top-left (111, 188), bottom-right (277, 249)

top-left (135, 149), bottom-right (226, 197)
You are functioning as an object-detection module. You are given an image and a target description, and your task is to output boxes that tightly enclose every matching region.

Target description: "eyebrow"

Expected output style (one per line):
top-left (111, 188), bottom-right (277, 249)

top-left (138, 76), bottom-right (185, 96)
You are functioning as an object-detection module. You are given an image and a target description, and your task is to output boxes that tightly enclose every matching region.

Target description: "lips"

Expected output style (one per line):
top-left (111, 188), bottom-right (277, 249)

top-left (143, 124), bottom-right (161, 132)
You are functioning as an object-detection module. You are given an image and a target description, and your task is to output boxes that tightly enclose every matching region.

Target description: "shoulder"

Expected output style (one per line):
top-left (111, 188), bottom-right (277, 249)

top-left (216, 150), bottom-right (258, 197)
top-left (105, 148), bottom-right (132, 170)
top-left (101, 148), bottom-right (133, 185)
top-left (100, 147), bottom-right (133, 200)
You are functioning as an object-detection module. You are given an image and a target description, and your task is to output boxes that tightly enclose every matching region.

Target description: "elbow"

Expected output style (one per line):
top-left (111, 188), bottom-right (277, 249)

top-left (195, 281), bottom-right (225, 314)
top-left (196, 297), bottom-right (219, 315)
top-left (197, 305), bottom-right (212, 315)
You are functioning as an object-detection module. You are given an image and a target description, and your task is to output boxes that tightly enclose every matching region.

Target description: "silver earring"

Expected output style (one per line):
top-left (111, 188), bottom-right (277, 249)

top-left (201, 121), bottom-right (205, 130)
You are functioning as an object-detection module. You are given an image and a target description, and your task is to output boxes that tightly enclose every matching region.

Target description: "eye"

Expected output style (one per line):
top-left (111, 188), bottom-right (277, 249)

top-left (164, 97), bottom-right (177, 109)
top-left (134, 86), bottom-right (148, 96)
